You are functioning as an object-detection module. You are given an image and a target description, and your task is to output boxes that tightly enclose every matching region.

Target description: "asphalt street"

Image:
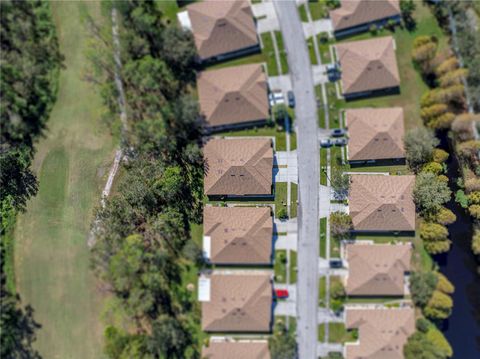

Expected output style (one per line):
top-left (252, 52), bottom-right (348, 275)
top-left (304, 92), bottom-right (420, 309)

top-left (273, 1), bottom-right (321, 358)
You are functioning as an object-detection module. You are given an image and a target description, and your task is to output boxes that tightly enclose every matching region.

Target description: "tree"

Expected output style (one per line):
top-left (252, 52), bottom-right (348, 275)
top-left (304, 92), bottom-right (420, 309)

top-left (404, 127), bottom-right (439, 172)
top-left (410, 271), bottom-right (437, 308)
top-left (400, 0), bottom-right (416, 30)
top-left (426, 112), bottom-right (455, 130)
top-left (472, 229), bottom-right (480, 255)
top-left (435, 57), bottom-right (459, 77)
top-left (468, 204), bottom-right (480, 220)
top-left (416, 318), bottom-right (430, 333)
top-left (330, 212), bottom-right (352, 239)
top-left (435, 272), bottom-right (454, 294)
top-left (269, 321), bottom-right (297, 359)
top-left (468, 191), bottom-right (480, 205)
top-left (330, 166), bottom-right (349, 200)
top-left (273, 104), bottom-right (289, 127)
top-left (426, 326), bottom-right (453, 358)
top-left (434, 207), bottom-right (456, 225)
top-left (457, 140), bottom-right (480, 163)
top-left (414, 172), bottom-right (451, 217)
top-left (424, 290), bottom-right (453, 320)
top-left (420, 222), bottom-right (451, 255)
top-left (404, 332), bottom-right (447, 359)
top-left (421, 162), bottom-right (443, 175)
top-left (432, 149), bottom-right (449, 163)
top-left (451, 113), bottom-right (479, 141)
top-left (438, 68), bottom-right (468, 88)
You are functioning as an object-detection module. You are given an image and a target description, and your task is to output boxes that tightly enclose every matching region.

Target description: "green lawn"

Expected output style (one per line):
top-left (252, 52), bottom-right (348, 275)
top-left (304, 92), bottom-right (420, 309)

top-left (157, 1), bottom-right (179, 23)
top-left (307, 37), bottom-right (318, 65)
top-left (320, 217), bottom-right (327, 257)
top-left (298, 3), bottom-right (309, 22)
top-left (217, 125), bottom-right (288, 151)
top-left (261, 32), bottom-right (279, 76)
top-left (13, 2), bottom-right (116, 358)
top-left (274, 31), bottom-right (289, 74)
top-left (319, 276), bottom-right (326, 307)
top-left (289, 250), bottom-right (297, 283)
top-left (309, 0), bottom-right (328, 20)
top-left (274, 250), bottom-right (287, 283)
top-left (206, 52), bottom-right (266, 71)
top-left (347, 165), bottom-right (409, 174)
top-left (319, 39), bottom-right (332, 64)
top-left (318, 323), bottom-right (326, 342)
top-left (330, 3), bottom-right (448, 130)
top-left (275, 182), bottom-right (288, 218)
top-left (328, 323), bottom-right (357, 344)
top-left (291, 183), bottom-right (298, 218)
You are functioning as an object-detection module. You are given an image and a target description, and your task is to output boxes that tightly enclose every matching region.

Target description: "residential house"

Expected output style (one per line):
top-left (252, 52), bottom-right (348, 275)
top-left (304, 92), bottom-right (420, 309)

top-left (197, 64), bottom-right (269, 131)
top-left (199, 271), bottom-right (273, 332)
top-left (346, 107), bottom-right (405, 165)
top-left (335, 36), bottom-right (400, 100)
top-left (178, 0), bottom-right (259, 63)
top-left (204, 138), bottom-right (274, 198)
top-left (330, 0), bottom-right (401, 38)
top-left (345, 307), bottom-right (415, 359)
top-left (343, 243), bottom-right (412, 296)
top-left (348, 175), bottom-right (415, 233)
top-left (202, 340), bottom-right (270, 359)
top-left (203, 206), bottom-right (273, 265)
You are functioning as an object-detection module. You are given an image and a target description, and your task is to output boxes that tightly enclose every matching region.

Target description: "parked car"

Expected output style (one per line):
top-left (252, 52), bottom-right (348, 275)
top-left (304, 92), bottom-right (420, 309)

top-left (275, 289), bottom-right (289, 299)
top-left (269, 91), bottom-right (285, 106)
top-left (329, 259), bottom-right (343, 268)
top-left (331, 128), bottom-right (346, 137)
top-left (287, 90), bottom-right (295, 108)
top-left (333, 138), bottom-right (347, 146)
top-left (320, 139), bottom-right (332, 148)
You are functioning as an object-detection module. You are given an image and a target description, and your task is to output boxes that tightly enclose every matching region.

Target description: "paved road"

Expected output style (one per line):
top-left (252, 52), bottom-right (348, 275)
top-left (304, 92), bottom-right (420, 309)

top-left (274, 1), bottom-right (320, 358)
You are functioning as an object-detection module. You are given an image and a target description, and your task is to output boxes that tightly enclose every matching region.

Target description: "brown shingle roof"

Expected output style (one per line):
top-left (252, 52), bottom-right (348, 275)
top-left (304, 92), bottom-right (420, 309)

top-left (330, 0), bottom-right (400, 32)
top-left (201, 272), bottom-right (272, 332)
top-left (349, 175), bottom-right (415, 231)
top-left (187, 0), bottom-right (258, 60)
top-left (197, 64), bottom-right (269, 128)
top-left (346, 107), bottom-right (405, 161)
top-left (204, 138), bottom-right (273, 196)
top-left (336, 36), bottom-right (400, 95)
top-left (202, 341), bottom-right (270, 359)
top-left (345, 308), bottom-right (415, 359)
top-left (345, 243), bottom-right (411, 296)
top-left (204, 206), bottom-right (273, 264)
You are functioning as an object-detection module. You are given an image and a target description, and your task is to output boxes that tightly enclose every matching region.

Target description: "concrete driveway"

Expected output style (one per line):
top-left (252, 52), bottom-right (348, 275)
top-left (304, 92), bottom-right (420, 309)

top-left (252, 1), bottom-right (280, 33)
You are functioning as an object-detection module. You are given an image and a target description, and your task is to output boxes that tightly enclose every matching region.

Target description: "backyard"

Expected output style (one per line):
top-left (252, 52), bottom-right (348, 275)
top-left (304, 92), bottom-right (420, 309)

top-left (13, 2), bottom-right (116, 358)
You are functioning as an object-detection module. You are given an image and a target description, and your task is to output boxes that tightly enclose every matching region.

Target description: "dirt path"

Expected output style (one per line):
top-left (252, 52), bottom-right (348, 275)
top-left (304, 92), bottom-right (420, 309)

top-left (14, 2), bottom-right (115, 358)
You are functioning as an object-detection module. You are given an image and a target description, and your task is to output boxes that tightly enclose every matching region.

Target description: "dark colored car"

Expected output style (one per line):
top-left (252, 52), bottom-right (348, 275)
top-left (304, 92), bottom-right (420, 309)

top-left (287, 90), bottom-right (295, 108)
top-left (329, 259), bottom-right (343, 268)
top-left (331, 128), bottom-right (346, 137)
top-left (333, 138), bottom-right (347, 146)
top-left (320, 139), bottom-right (332, 148)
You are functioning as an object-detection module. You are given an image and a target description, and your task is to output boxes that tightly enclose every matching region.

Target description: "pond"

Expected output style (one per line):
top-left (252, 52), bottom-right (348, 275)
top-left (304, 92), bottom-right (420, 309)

top-left (435, 133), bottom-right (480, 358)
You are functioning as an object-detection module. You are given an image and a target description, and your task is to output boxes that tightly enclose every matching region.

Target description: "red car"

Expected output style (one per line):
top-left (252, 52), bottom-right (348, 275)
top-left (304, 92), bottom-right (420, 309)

top-left (275, 289), bottom-right (289, 299)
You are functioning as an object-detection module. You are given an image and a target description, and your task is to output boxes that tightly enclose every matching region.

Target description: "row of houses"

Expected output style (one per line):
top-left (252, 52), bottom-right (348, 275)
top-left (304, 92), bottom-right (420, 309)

top-left (180, 2), bottom-right (276, 357)
top-left (329, 2), bottom-right (417, 359)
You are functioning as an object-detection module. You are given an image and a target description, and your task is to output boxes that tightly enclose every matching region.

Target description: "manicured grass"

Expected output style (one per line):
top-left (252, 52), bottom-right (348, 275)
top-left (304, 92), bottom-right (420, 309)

top-left (298, 4), bottom-right (309, 22)
top-left (289, 250), bottom-right (298, 283)
top-left (345, 297), bottom-right (400, 304)
top-left (190, 223), bottom-right (203, 246)
top-left (328, 323), bottom-right (357, 344)
top-left (319, 276), bottom-right (327, 307)
top-left (330, 234), bottom-right (341, 258)
top-left (319, 39), bottom-right (332, 64)
top-left (316, 85), bottom-right (327, 128)
top-left (318, 323), bottom-right (326, 342)
top-left (261, 32), bottom-right (279, 76)
top-left (352, 233), bottom-right (415, 244)
top-left (274, 250), bottom-right (288, 283)
top-left (347, 165), bottom-right (409, 174)
top-left (307, 37), bottom-right (318, 65)
top-left (275, 182), bottom-right (288, 218)
top-left (320, 217), bottom-right (327, 257)
top-left (320, 148), bottom-right (328, 184)
top-left (309, 0), bottom-right (328, 20)
top-left (14, 2), bottom-right (116, 358)
top-left (157, 1), bottom-right (179, 23)
top-left (274, 31), bottom-right (289, 74)
top-left (291, 183), bottom-right (298, 218)
top-left (290, 130), bottom-right (297, 150)
top-left (330, 3), bottom-right (448, 130)
top-left (217, 125), bottom-right (288, 151)
top-left (206, 52), bottom-right (266, 70)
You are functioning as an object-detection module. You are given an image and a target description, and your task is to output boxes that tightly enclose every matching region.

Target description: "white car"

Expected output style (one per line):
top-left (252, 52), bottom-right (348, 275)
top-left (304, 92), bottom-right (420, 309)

top-left (269, 91), bottom-right (285, 106)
